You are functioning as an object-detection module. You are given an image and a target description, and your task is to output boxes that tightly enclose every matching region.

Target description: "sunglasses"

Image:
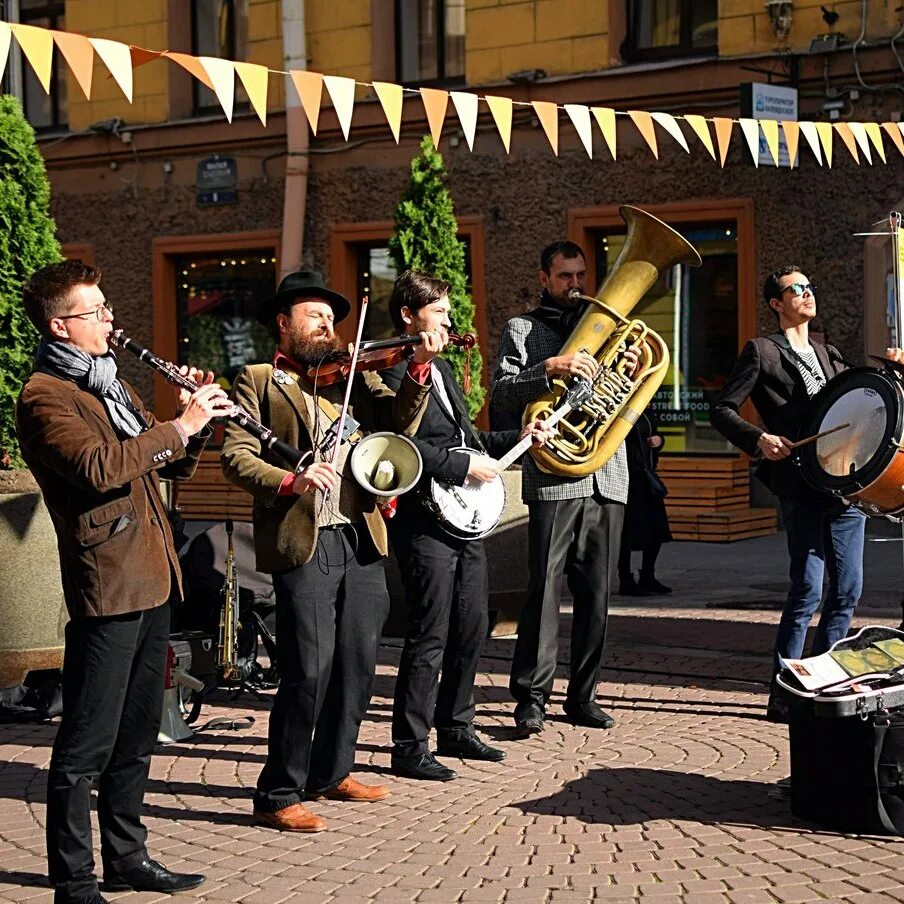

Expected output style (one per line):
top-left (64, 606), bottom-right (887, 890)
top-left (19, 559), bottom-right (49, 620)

top-left (781, 282), bottom-right (816, 297)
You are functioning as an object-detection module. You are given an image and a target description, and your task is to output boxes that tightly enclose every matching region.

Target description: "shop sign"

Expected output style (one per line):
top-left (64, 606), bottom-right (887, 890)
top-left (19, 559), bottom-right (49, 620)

top-left (196, 155), bottom-right (238, 206)
top-left (740, 82), bottom-right (798, 168)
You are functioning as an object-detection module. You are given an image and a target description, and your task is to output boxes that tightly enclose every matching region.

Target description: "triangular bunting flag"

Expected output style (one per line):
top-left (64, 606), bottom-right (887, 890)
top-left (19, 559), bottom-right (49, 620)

top-left (450, 91), bottom-right (478, 151)
top-left (89, 37), bottom-right (133, 102)
top-left (738, 119), bottom-right (760, 167)
top-left (420, 87), bottom-right (449, 148)
top-left (847, 121), bottom-right (872, 164)
top-left (52, 31), bottom-right (94, 99)
top-left (882, 122), bottom-right (904, 158)
top-left (129, 46), bottom-right (164, 72)
top-left (373, 81), bottom-right (403, 143)
top-left (863, 121), bottom-right (886, 163)
top-left (713, 118), bottom-right (733, 167)
top-left (814, 121), bottom-right (833, 167)
top-left (164, 52), bottom-right (215, 90)
top-left (684, 114), bottom-right (715, 160)
top-left (532, 100), bottom-right (559, 156)
top-left (234, 61), bottom-right (268, 126)
top-left (650, 112), bottom-right (689, 153)
top-left (564, 104), bottom-right (593, 158)
top-left (485, 95), bottom-right (512, 153)
top-left (11, 23), bottom-right (54, 93)
top-left (628, 110), bottom-right (658, 159)
top-left (198, 57), bottom-right (235, 122)
top-left (591, 107), bottom-right (617, 159)
top-left (323, 74), bottom-right (356, 140)
top-left (781, 121), bottom-right (800, 167)
top-left (289, 70), bottom-right (323, 134)
top-left (799, 121), bottom-right (823, 164)
top-left (0, 22), bottom-right (10, 87)
top-left (760, 119), bottom-right (780, 166)
top-left (833, 122), bottom-right (860, 164)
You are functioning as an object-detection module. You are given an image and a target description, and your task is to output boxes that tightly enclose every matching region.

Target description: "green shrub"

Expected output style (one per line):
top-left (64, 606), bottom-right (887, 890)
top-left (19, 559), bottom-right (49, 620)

top-left (389, 136), bottom-right (485, 421)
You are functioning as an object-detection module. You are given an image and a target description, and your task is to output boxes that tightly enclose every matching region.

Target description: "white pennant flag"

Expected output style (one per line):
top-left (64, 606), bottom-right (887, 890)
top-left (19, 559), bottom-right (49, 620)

top-left (650, 112), bottom-right (689, 153)
top-left (564, 104), bottom-right (593, 158)
top-left (323, 75), bottom-right (356, 140)
top-left (198, 57), bottom-right (235, 122)
top-left (450, 91), bottom-right (478, 151)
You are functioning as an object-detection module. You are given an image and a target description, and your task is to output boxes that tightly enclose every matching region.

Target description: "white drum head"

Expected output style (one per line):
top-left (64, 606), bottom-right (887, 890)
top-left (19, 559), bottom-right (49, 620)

top-left (815, 387), bottom-right (887, 478)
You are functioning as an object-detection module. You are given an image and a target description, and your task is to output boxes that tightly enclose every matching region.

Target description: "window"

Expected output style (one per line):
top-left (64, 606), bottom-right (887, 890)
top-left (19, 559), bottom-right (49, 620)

top-left (191, 0), bottom-right (248, 115)
top-left (397, 0), bottom-right (465, 85)
top-left (20, 0), bottom-right (67, 131)
top-left (588, 222), bottom-right (739, 454)
top-left (623, 0), bottom-right (717, 63)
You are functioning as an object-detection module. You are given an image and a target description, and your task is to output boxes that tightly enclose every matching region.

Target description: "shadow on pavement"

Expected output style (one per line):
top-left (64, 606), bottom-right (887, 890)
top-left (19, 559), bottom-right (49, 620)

top-left (0, 871), bottom-right (48, 890)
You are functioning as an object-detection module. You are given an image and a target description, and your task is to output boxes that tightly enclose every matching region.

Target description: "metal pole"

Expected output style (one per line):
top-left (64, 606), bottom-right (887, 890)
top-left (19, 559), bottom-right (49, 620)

top-left (889, 212), bottom-right (904, 619)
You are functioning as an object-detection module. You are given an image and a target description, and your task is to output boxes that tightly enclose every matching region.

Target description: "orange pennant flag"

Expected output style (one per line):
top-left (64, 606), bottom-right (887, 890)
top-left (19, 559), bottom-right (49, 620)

top-left (485, 95), bottom-right (513, 154)
top-left (532, 100), bottom-right (559, 156)
top-left (289, 70), bottom-right (323, 134)
top-left (373, 81), bottom-right (403, 143)
top-left (684, 114), bottom-right (716, 160)
top-left (420, 87), bottom-right (449, 148)
top-left (882, 122), bottom-right (904, 158)
top-left (199, 57), bottom-right (236, 122)
top-left (0, 23), bottom-right (10, 87)
top-left (713, 118), bottom-right (733, 167)
top-left (590, 107), bottom-right (617, 159)
top-left (89, 37), bottom-right (133, 102)
top-left (52, 30), bottom-right (94, 99)
top-left (833, 122), bottom-right (860, 164)
top-left (164, 51), bottom-right (215, 91)
top-left (814, 121), bottom-right (833, 168)
top-left (11, 22), bottom-right (54, 93)
top-left (130, 46), bottom-right (164, 72)
top-left (781, 121), bottom-right (800, 167)
top-left (628, 110), bottom-right (658, 159)
top-left (760, 119), bottom-right (780, 166)
top-left (323, 75), bottom-right (356, 140)
top-left (235, 61), bottom-right (268, 126)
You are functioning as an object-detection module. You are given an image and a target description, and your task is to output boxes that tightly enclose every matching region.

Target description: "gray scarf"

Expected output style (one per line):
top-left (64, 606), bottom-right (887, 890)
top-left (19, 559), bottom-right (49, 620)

top-left (34, 340), bottom-right (146, 439)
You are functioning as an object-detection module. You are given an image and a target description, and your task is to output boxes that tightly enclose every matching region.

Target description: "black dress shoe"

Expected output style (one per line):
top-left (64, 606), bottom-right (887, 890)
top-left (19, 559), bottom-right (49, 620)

top-left (104, 858), bottom-right (205, 893)
top-left (436, 732), bottom-right (506, 762)
top-left (618, 573), bottom-right (654, 596)
top-left (563, 701), bottom-right (616, 729)
top-left (637, 574), bottom-right (672, 594)
top-left (391, 752), bottom-right (457, 781)
top-left (513, 702), bottom-right (545, 734)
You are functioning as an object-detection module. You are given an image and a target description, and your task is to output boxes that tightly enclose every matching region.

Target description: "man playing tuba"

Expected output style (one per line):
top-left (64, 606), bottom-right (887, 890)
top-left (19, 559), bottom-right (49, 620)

top-left (490, 241), bottom-right (639, 736)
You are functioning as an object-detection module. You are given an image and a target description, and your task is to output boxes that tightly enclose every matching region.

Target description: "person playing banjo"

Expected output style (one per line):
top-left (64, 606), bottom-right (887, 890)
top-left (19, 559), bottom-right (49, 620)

top-left (711, 264), bottom-right (904, 723)
top-left (381, 270), bottom-right (553, 782)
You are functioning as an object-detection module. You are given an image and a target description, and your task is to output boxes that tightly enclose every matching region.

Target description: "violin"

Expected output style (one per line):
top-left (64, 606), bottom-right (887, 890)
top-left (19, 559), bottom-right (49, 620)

top-left (308, 332), bottom-right (478, 389)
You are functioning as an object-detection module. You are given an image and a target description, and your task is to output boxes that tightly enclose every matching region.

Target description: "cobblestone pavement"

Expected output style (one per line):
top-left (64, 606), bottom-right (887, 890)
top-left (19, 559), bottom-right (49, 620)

top-left (3, 600), bottom-right (904, 904)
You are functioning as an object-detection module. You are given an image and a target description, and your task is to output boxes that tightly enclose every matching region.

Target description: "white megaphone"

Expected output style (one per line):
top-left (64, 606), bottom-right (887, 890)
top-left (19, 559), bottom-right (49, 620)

top-left (350, 432), bottom-right (423, 498)
top-left (158, 640), bottom-right (204, 745)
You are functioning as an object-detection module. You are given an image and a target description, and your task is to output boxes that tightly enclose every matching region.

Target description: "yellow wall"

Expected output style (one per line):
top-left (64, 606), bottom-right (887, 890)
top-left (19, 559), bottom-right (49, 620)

top-left (306, 0), bottom-right (373, 81)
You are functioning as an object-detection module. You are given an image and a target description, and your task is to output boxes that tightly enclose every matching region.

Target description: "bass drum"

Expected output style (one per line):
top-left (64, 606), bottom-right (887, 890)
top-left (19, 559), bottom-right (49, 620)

top-left (798, 366), bottom-right (904, 517)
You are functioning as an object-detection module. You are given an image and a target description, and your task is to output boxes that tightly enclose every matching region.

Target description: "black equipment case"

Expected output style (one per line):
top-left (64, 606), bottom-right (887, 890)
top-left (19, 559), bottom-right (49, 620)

top-left (777, 626), bottom-right (904, 835)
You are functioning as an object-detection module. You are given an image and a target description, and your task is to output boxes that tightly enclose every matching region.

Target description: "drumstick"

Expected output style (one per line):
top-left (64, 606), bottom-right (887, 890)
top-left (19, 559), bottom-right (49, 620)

top-left (788, 422), bottom-right (850, 450)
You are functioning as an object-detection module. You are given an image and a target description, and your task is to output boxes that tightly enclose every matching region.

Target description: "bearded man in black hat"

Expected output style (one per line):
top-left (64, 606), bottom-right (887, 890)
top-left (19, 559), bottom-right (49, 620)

top-left (221, 270), bottom-right (447, 832)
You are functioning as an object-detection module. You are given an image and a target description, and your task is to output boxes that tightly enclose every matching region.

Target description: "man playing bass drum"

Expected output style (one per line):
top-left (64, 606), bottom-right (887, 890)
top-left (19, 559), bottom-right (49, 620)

top-left (382, 270), bottom-right (553, 782)
top-left (710, 264), bottom-right (904, 722)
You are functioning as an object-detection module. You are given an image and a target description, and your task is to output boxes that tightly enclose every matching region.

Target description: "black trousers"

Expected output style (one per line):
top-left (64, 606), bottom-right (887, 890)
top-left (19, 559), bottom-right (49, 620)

top-left (255, 525), bottom-right (389, 812)
top-left (46, 601), bottom-right (171, 901)
top-left (510, 496), bottom-right (623, 708)
top-left (390, 518), bottom-right (488, 757)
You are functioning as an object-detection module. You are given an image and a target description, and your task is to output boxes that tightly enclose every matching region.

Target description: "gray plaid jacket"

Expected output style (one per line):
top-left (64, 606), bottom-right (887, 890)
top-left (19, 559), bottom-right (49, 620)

top-left (491, 313), bottom-right (629, 504)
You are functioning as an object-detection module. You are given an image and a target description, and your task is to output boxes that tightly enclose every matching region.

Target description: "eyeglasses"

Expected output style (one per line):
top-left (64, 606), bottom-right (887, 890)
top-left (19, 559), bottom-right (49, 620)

top-left (781, 282), bottom-right (816, 297)
top-left (57, 302), bottom-right (114, 322)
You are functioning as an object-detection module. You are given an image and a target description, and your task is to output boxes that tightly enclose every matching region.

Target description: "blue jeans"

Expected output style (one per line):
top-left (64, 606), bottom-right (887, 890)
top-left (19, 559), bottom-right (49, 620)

top-left (773, 496), bottom-right (866, 675)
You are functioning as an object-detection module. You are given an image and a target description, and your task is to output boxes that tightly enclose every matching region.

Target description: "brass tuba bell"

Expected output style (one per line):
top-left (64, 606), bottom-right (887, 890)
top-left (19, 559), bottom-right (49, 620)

top-left (525, 205), bottom-right (702, 477)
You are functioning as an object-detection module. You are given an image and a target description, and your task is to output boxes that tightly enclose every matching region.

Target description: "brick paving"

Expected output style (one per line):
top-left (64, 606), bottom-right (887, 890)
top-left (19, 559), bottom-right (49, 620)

top-left (3, 533), bottom-right (904, 903)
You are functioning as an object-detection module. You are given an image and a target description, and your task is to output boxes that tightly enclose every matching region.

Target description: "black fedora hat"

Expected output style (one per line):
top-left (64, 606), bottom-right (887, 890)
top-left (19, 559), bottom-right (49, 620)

top-left (256, 269), bottom-right (351, 325)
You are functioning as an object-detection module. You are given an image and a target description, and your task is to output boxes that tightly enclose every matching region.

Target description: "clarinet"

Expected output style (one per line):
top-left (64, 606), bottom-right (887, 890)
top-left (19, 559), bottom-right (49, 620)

top-left (110, 330), bottom-right (307, 470)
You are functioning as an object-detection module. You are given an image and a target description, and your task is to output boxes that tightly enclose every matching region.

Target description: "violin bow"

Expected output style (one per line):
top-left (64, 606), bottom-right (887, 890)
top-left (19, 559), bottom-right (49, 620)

top-left (329, 296), bottom-right (369, 471)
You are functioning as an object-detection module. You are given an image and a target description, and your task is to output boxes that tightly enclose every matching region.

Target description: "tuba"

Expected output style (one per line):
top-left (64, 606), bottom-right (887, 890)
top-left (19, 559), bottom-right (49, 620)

top-left (525, 205), bottom-right (702, 477)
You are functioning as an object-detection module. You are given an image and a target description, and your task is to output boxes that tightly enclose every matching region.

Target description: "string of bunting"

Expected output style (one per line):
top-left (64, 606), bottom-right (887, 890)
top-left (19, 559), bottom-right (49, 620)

top-left (3, 18), bottom-right (903, 168)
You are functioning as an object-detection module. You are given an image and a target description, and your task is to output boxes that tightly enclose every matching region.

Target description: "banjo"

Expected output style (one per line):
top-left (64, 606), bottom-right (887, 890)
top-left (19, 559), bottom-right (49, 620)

top-left (425, 381), bottom-right (594, 540)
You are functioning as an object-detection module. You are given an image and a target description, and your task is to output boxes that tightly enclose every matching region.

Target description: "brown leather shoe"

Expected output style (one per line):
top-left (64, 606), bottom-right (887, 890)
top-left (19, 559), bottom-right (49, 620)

top-left (311, 776), bottom-right (391, 802)
top-left (254, 803), bottom-right (326, 832)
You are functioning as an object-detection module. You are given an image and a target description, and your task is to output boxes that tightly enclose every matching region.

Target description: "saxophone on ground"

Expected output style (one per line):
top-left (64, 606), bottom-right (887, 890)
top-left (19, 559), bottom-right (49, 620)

top-left (217, 518), bottom-right (244, 682)
top-left (525, 205), bottom-right (703, 478)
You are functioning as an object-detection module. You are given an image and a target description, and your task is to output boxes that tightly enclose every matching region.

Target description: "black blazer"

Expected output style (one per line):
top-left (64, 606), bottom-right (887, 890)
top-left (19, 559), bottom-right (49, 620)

top-left (381, 356), bottom-right (519, 488)
top-left (709, 332), bottom-right (846, 496)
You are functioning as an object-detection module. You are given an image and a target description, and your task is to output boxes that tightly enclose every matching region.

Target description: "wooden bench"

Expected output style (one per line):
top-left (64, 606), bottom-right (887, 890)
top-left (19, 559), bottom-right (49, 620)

top-left (174, 452), bottom-right (253, 522)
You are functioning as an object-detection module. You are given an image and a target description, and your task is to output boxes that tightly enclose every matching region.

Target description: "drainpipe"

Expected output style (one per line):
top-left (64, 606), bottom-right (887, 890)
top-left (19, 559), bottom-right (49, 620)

top-left (5, 0), bottom-right (22, 101)
top-left (280, 0), bottom-right (309, 278)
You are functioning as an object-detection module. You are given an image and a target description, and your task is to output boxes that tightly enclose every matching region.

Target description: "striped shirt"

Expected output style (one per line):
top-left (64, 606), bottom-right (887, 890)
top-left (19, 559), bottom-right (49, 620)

top-left (789, 344), bottom-right (827, 397)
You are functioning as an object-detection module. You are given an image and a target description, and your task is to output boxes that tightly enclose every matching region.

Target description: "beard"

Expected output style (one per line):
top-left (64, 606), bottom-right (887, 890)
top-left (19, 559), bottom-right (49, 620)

top-left (287, 331), bottom-right (345, 366)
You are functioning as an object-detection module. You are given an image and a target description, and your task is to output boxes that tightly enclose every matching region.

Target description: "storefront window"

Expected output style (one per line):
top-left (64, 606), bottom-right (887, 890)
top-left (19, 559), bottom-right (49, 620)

top-left (175, 251), bottom-right (276, 397)
top-left (590, 223), bottom-right (738, 453)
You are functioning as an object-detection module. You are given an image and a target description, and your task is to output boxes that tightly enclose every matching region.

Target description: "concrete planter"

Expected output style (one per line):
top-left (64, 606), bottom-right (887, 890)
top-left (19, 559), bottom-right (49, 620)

top-left (0, 473), bottom-right (67, 688)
